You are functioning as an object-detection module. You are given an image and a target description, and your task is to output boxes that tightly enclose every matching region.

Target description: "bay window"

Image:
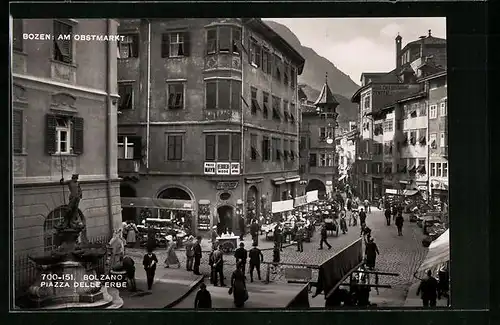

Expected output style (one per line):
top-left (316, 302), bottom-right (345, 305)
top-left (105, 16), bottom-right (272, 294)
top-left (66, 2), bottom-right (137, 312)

top-left (205, 133), bottom-right (241, 162)
top-left (206, 26), bottom-right (242, 55)
top-left (205, 79), bottom-right (242, 110)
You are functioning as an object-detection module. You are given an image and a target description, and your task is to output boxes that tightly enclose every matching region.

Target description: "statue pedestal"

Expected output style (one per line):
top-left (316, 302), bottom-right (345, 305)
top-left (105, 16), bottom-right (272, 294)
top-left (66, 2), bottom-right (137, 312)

top-left (20, 228), bottom-right (122, 309)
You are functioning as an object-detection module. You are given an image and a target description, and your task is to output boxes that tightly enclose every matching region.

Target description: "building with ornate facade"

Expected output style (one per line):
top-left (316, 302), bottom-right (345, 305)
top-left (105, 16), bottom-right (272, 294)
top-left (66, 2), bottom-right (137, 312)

top-left (116, 18), bottom-right (305, 233)
top-left (350, 30), bottom-right (446, 200)
top-left (11, 18), bottom-right (122, 256)
top-left (297, 78), bottom-right (340, 199)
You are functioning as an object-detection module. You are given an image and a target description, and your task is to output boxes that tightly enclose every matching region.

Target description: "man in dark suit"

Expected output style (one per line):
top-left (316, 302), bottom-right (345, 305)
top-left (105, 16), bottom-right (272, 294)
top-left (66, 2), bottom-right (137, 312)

top-left (212, 245), bottom-right (225, 286)
top-left (239, 215), bottom-right (246, 240)
top-left (249, 243), bottom-right (264, 282)
top-left (417, 270), bottom-right (439, 307)
top-left (250, 219), bottom-right (260, 246)
top-left (142, 247), bottom-right (158, 291)
top-left (193, 236), bottom-right (203, 275)
top-left (234, 242), bottom-right (248, 275)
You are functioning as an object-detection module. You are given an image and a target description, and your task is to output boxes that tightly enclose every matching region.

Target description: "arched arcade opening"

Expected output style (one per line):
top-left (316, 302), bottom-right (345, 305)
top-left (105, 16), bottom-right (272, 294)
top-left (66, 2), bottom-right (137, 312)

top-left (306, 179), bottom-right (327, 200)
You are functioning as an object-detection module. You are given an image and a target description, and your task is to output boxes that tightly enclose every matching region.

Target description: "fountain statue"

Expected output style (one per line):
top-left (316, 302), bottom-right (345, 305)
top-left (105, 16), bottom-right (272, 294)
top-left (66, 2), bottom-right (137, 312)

top-left (19, 174), bottom-right (122, 309)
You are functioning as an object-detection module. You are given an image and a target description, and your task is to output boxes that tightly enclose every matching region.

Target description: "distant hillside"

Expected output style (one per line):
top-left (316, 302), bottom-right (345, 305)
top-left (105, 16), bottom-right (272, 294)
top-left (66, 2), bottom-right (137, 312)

top-left (264, 20), bottom-right (360, 99)
top-left (299, 84), bottom-right (358, 130)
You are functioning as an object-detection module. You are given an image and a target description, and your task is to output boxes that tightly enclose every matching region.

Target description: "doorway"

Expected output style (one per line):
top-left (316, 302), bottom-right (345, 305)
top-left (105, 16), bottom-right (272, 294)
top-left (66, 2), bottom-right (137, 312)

top-left (120, 184), bottom-right (137, 223)
top-left (217, 205), bottom-right (234, 234)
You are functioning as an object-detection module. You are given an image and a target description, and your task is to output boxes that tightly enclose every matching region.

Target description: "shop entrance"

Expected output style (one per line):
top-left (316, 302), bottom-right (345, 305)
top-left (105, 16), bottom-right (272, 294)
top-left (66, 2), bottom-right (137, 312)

top-left (217, 205), bottom-right (234, 233)
top-left (157, 186), bottom-right (193, 233)
top-left (120, 184), bottom-right (137, 222)
top-left (246, 186), bottom-right (259, 224)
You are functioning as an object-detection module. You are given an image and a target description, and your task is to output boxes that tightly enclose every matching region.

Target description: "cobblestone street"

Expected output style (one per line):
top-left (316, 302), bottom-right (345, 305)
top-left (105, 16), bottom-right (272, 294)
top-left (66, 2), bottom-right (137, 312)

top-left (127, 206), bottom-right (427, 294)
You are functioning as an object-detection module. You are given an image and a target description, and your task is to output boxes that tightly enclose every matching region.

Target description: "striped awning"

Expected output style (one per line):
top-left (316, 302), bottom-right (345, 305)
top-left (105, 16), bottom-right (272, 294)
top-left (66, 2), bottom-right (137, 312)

top-left (121, 197), bottom-right (194, 211)
top-left (418, 230), bottom-right (449, 272)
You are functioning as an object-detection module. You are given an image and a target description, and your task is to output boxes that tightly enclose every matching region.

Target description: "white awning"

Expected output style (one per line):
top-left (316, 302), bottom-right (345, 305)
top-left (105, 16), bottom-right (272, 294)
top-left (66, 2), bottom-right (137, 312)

top-left (271, 200), bottom-right (294, 213)
top-left (286, 176), bottom-right (301, 183)
top-left (418, 230), bottom-right (449, 272)
top-left (121, 197), bottom-right (194, 211)
top-left (402, 189), bottom-right (419, 196)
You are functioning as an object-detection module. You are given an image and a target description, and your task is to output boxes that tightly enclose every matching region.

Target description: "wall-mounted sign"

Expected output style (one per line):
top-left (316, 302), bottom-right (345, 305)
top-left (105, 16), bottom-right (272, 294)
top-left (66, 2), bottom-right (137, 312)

top-left (204, 162), bottom-right (216, 175)
top-left (216, 181), bottom-right (239, 190)
top-left (230, 162), bottom-right (240, 175)
top-left (216, 162), bottom-right (230, 175)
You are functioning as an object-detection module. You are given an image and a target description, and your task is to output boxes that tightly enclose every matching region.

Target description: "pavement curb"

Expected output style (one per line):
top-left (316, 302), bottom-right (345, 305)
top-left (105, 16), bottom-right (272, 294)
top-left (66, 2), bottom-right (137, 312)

top-left (163, 274), bottom-right (205, 308)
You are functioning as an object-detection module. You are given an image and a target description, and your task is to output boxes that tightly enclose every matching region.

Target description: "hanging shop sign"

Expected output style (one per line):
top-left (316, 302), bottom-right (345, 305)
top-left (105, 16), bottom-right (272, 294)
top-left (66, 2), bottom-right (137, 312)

top-left (216, 162), bottom-right (231, 175)
top-left (294, 195), bottom-right (307, 207)
top-left (306, 190), bottom-right (319, 203)
top-left (204, 162), bottom-right (216, 175)
top-left (271, 199), bottom-right (294, 213)
top-left (216, 181), bottom-right (239, 190)
top-left (230, 162), bottom-right (240, 175)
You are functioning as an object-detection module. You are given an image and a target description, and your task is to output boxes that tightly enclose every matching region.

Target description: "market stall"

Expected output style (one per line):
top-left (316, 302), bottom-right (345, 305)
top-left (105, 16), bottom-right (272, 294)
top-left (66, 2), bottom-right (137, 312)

top-left (121, 197), bottom-right (195, 236)
top-left (418, 229), bottom-right (449, 273)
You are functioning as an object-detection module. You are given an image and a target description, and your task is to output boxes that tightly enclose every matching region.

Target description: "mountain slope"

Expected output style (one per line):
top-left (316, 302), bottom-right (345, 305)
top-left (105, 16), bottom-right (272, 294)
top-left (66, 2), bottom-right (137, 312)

top-left (264, 20), bottom-right (360, 98)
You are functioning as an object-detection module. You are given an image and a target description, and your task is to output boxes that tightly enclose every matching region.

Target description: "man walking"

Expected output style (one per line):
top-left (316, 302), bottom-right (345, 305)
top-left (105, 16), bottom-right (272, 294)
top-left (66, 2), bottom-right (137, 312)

top-left (185, 235), bottom-right (195, 271)
top-left (250, 219), bottom-right (260, 246)
top-left (249, 243), bottom-right (264, 282)
top-left (142, 247), bottom-right (158, 291)
top-left (363, 199), bottom-right (371, 214)
top-left (234, 242), bottom-right (248, 275)
top-left (193, 236), bottom-right (202, 275)
top-left (274, 223), bottom-right (283, 251)
top-left (359, 208), bottom-right (367, 236)
top-left (385, 207), bottom-right (392, 226)
top-left (239, 215), bottom-right (246, 240)
top-left (318, 223), bottom-right (332, 250)
top-left (417, 270), bottom-right (439, 307)
top-left (296, 226), bottom-right (304, 252)
top-left (395, 213), bottom-right (404, 236)
top-left (212, 245), bottom-right (225, 286)
top-left (194, 282), bottom-right (212, 308)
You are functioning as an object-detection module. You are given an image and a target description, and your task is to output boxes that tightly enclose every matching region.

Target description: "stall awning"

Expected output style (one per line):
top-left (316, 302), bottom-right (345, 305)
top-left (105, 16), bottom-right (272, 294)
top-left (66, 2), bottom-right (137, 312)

top-left (402, 189), bottom-right (419, 196)
top-left (272, 177), bottom-right (286, 185)
top-left (272, 200), bottom-right (294, 213)
top-left (418, 230), bottom-right (449, 272)
top-left (121, 197), bottom-right (194, 211)
top-left (286, 176), bottom-right (301, 183)
top-left (294, 195), bottom-right (307, 207)
top-left (306, 190), bottom-right (319, 203)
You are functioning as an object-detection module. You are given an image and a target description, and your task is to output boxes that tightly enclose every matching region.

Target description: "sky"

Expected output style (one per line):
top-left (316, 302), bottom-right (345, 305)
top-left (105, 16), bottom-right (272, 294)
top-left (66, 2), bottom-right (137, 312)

top-left (267, 18), bottom-right (446, 84)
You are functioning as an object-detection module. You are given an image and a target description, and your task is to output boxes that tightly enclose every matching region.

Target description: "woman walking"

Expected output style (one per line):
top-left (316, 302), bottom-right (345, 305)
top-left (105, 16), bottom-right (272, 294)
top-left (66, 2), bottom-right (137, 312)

top-left (125, 221), bottom-right (138, 248)
top-left (229, 261), bottom-right (249, 308)
top-left (164, 235), bottom-right (181, 268)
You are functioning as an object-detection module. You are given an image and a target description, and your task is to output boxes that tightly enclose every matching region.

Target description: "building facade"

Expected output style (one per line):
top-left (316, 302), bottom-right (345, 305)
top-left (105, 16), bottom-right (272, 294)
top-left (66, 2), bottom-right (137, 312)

top-left (12, 18), bottom-right (122, 256)
top-left (116, 18), bottom-right (305, 233)
top-left (423, 71), bottom-right (448, 203)
top-left (298, 81), bottom-right (340, 200)
top-left (351, 30), bottom-right (446, 201)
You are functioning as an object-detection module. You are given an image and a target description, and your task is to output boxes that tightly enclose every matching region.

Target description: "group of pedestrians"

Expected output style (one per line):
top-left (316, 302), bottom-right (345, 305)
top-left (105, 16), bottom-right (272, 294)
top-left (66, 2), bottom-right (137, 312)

top-left (384, 203), bottom-right (405, 236)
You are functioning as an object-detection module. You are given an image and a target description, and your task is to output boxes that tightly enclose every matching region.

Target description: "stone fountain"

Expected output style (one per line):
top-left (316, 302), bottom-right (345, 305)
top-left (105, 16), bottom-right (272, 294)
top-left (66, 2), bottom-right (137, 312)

top-left (18, 176), bottom-right (122, 309)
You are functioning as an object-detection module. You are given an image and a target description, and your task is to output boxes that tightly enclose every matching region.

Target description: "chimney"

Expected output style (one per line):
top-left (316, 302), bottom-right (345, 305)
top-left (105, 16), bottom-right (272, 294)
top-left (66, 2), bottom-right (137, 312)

top-left (428, 29), bottom-right (432, 37)
top-left (419, 35), bottom-right (426, 59)
top-left (395, 33), bottom-right (402, 69)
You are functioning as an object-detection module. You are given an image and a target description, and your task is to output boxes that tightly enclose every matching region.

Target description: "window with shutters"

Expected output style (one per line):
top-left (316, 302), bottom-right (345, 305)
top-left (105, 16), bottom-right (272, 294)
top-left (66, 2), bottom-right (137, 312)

top-left (262, 48), bottom-right (270, 74)
top-left (262, 136), bottom-right (270, 161)
top-left (262, 92), bottom-right (269, 118)
top-left (45, 115), bottom-right (82, 155)
top-left (290, 103), bottom-right (296, 124)
top-left (13, 110), bottom-right (23, 154)
top-left (272, 96), bottom-right (281, 120)
top-left (273, 54), bottom-right (282, 81)
top-left (118, 136), bottom-right (136, 159)
top-left (283, 139), bottom-right (289, 160)
top-left (12, 19), bottom-right (23, 52)
top-left (249, 38), bottom-right (261, 67)
top-left (118, 34), bottom-right (139, 59)
top-left (309, 153), bottom-right (317, 167)
top-left (283, 63), bottom-right (290, 86)
top-left (290, 67), bottom-right (296, 89)
top-left (53, 21), bottom-right (73, 63)
top-left (167, 134), bottom-right (183, 161)
top-left (283, 100), bottom-right (289, 122)
top-left (163, 32), bottom-right (189, 58)
top-left (250, 134), bottom-right (258, 160)
top-left (167, 82), bottom-right (184, 109)
top-left (205, 79), bottom-right (241, 110)
top-left (118, 83), bottom-right (134, 111)
top-left (299, 136), bottom-right (306, 150)
top-left (250, 87), bottom-right (259, 115)
top-left (231, 134), bottom-right (241, 161)
top-left (272, 138), bottom-right (281, 161)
